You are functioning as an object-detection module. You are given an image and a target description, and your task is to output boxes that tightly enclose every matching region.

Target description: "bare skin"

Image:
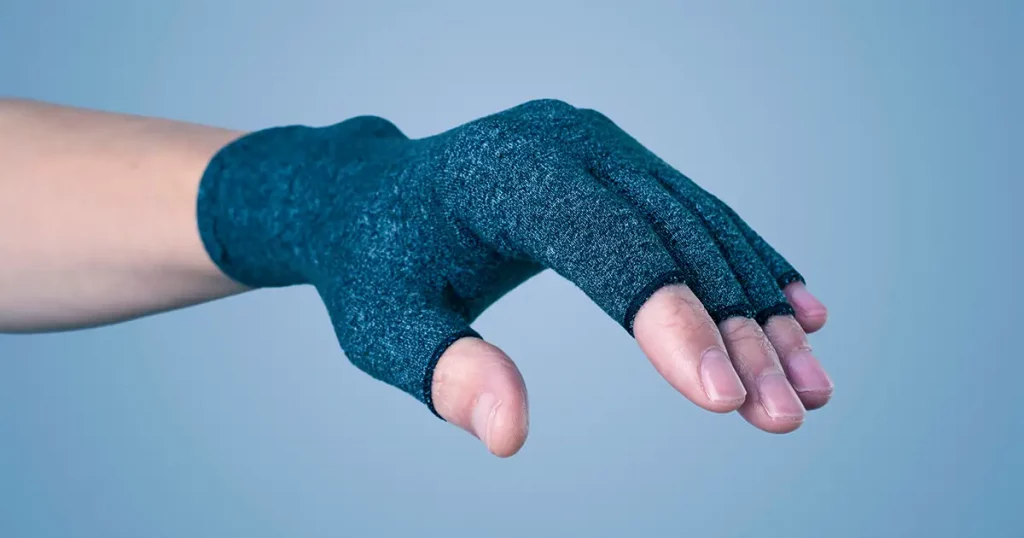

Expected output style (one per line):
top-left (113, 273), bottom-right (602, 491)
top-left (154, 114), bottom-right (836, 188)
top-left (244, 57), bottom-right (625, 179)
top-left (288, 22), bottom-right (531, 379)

top-left (0, 99), bottom-right (831, 457)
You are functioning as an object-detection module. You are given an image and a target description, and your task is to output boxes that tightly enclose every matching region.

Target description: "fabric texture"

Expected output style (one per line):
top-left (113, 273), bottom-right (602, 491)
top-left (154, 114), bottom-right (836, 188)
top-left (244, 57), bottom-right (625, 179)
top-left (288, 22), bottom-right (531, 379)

top-left (196, 99), bottom-right (803, 416)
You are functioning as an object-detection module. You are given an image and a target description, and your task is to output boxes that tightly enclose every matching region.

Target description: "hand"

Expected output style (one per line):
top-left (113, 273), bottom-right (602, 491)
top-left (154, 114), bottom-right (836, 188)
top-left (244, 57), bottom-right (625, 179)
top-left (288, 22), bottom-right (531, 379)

top-left (198, 99), bottom-right (832, 457)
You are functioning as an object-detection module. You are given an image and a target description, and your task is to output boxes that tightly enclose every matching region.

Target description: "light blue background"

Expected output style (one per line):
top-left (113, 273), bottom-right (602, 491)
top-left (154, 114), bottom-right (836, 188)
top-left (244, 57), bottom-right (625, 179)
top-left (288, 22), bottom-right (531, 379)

top-left (1, 1), bottom-right (1021, 536)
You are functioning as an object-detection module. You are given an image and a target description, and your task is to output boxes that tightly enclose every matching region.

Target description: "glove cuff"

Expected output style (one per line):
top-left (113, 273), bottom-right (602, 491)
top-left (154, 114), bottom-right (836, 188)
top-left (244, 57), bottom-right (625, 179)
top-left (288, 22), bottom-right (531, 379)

top-left (196, 124), bottom-right (321, 288)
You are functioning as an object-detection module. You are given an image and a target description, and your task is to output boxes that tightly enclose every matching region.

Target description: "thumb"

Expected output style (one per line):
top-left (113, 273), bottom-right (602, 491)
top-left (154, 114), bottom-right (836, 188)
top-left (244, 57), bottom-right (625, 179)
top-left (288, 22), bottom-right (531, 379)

top-left (320, 285), bottom-right (529, 457)
top-left (431, 336), bottom-right (530, 458)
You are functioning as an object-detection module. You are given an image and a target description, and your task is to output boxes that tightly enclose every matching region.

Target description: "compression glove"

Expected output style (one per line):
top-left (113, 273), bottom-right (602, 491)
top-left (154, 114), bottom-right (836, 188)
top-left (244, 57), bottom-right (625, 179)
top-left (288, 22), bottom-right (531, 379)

top-left (196, 99), bottom-right (804, 416)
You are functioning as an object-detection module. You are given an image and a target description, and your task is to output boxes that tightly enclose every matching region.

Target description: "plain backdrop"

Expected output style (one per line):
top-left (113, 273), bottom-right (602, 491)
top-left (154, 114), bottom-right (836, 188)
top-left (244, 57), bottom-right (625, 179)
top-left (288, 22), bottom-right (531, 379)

top-left (1, 1), bottom-right (1021, 536)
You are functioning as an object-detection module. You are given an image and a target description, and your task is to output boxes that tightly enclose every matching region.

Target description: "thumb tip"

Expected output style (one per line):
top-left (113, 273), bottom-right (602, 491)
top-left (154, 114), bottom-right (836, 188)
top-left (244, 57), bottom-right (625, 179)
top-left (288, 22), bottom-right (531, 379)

top-left (431, 336), bottom-right (529, 457)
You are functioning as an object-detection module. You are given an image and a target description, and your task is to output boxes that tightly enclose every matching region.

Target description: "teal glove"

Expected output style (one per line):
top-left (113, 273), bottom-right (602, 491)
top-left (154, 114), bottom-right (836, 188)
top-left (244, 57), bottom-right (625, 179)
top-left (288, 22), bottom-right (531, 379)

top-left (197, 99), bottom-right (803, 416)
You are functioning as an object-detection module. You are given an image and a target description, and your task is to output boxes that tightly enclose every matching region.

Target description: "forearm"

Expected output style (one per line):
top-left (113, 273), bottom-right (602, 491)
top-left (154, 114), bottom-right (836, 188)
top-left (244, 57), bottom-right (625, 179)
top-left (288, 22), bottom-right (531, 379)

top-left (0, 99), bottom-right (247, 332)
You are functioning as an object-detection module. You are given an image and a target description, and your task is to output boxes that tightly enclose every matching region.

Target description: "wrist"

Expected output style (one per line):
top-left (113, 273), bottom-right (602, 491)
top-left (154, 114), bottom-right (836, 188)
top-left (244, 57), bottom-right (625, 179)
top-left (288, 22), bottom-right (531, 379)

top-left (196, 118), bottom-right (408, 290)
top-left (197, 125), bottom-right (317, 288)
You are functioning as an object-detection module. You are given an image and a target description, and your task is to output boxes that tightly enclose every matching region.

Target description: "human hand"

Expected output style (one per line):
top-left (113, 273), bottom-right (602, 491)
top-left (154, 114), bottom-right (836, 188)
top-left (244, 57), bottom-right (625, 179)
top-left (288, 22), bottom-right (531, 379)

top-left (197, 99), bottom-right (832, 457)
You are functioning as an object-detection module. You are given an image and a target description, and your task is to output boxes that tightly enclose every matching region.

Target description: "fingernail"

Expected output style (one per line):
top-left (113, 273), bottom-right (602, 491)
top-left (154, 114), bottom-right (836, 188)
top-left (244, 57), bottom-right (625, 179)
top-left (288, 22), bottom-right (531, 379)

top-left (471, 392), bottom-right (500, 447)
top-left (786, 351), bottom-right (834, 394)
top-left (700, 348), bottom-right (747, 403)
top-left (758, 373), bottom-right (805, 421)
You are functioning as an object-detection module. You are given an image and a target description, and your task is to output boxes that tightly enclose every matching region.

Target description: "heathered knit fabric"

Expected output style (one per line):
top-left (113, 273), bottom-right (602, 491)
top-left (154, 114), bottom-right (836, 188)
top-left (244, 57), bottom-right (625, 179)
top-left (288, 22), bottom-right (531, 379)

top-left (196, 99), bottom-right (803, 416)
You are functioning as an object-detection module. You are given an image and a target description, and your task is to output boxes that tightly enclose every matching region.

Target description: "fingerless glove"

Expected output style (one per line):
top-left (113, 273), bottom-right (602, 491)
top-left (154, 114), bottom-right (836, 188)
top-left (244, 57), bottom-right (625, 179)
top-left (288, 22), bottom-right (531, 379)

top-left (197, 99), bottom-right (803, 416)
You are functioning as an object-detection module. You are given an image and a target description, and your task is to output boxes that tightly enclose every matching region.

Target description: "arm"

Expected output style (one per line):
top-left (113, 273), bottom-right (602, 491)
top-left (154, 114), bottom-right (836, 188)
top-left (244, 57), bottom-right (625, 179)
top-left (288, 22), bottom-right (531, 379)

top-left (0, 98), bottom-right (247, 332)
top-left (0, 98), bottom-right (832, 456)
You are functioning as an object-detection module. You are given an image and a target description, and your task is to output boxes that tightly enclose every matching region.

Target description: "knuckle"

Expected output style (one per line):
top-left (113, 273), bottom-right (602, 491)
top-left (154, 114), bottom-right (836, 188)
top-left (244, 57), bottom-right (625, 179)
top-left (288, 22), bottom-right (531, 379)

top-left (721, 318), bottom-right (784, 375)
top-left (720, 318), bottom-right (766, 347)
top-left (521, 98), bottom-right (577, 117)
top-left (448, 99), bottom-right (583, 162)
top-left (765, 315), bottom-right (811, 351)
top-left (644, 288), bottom-right (717, 337)
top-left (576, 107), bottom-right (613, 126)
top-left (516, 99), bottom-right (585, 136)
top-left (337, 115), bottom-right (404, 138)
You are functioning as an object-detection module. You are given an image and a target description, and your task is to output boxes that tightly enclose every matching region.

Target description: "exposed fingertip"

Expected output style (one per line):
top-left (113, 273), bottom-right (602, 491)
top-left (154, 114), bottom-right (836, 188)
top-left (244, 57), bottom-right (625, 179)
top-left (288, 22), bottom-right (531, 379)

top-left (784, 283), bottom-right (828, 333)
top-left (485, 395), bottom-right (529, 458)
top-left (758, 373), bottom-right (806, 424)
top-left (759, 416), bottom-right (805, 434)
top-left (741, 378), bottom-right (806, 434)
top-left (784, 350), bottom-right (834, 410)
top-left (470, 392), bottom-right (500, 448)
top-left (634, 283), bottom-right (745, 413)
top-left (431, 337), bottom-right (529, 457)
top-left (797, 389), bottom-right (833, 411)
top-left (699, 347), bottom-right (747, 411)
